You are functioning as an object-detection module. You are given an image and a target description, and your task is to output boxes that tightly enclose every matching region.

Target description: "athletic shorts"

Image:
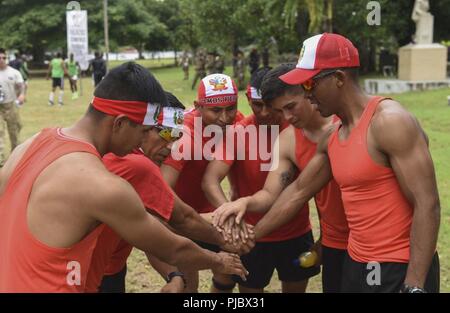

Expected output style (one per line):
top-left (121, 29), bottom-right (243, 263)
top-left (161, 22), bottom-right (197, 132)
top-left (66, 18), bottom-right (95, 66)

top-left (341, 252), bottom-right (440, 293)
top-left (322, 245), bottom-right (347, 293)
top-left (99, 265), bottom-right (127, 293)
top-left (52, 77), bottom-right (64, 89)
top-left (232, 230), bottom-right (321, 289)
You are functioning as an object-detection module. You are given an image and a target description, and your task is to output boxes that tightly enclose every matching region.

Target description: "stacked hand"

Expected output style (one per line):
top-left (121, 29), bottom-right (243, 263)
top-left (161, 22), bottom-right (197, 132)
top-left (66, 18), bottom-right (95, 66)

top-left (219, 220), bottom-right (255, 255)
top-left (214, 251), bottom-right (249, 281)
top-left (212, 197), bottom-right (250, 230)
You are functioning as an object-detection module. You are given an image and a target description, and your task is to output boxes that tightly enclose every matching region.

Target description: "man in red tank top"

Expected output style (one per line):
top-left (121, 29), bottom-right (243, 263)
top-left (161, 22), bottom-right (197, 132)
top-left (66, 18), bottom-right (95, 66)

top-left (202, 68), bottom-right (320, 293)
top-left (161, 73), bottom-right (248, 292)
top-left (0, 63), bottom-right (247, 292)
top-left (213, 33), bottom-right (440, 293)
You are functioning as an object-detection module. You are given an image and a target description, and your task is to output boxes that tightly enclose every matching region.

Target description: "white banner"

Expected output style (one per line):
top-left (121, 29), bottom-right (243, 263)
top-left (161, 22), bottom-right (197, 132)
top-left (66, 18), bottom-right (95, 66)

top-left (66, 10), bottom-right (89, 71)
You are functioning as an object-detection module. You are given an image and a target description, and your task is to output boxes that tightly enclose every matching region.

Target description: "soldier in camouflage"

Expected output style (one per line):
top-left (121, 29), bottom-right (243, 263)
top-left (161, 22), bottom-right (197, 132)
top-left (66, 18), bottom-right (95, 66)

top-left (0, 48), bottom-right (24, 166)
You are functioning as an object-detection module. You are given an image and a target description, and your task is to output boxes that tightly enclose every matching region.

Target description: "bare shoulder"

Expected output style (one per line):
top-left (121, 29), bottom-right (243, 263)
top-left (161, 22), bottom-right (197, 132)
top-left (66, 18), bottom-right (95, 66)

top-left (54, 153), bottom-right (136, 204)
top-left (371, 99), bottom-right (424, 152)
top-left (317, 123), bottom-right (337, 154)
top-left (0, 133), bottom-right (40, 194)
top-left (278, 125), bottom-right (296, 159)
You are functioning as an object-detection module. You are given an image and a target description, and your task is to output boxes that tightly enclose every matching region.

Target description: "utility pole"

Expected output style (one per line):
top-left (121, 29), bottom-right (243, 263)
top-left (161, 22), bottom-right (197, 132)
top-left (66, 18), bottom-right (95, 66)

top-left (103, 0), bottom-right (110, 72)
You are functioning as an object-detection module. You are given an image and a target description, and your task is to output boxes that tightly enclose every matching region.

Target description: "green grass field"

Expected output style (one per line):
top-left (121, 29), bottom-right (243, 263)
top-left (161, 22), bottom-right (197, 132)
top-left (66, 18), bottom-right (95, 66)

top-left (10, 65), bottom-right (450, 292)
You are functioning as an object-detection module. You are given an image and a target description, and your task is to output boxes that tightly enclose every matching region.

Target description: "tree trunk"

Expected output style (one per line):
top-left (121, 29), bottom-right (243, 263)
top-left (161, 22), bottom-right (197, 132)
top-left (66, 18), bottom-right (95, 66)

top-left (174, 49), bottom-right (178, 66)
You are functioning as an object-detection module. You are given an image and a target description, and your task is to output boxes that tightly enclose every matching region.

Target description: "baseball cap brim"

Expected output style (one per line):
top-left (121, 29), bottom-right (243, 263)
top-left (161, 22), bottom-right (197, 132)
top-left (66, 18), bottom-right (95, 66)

top-left (279, 68), bottom-right (321, 85)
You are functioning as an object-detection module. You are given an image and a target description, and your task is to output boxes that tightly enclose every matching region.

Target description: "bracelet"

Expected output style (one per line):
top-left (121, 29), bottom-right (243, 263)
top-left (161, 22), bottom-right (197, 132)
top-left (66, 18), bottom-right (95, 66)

top-left (166, 271), bottom-right (186, 288)
top-left (400, 283), bottom-right (426, 293)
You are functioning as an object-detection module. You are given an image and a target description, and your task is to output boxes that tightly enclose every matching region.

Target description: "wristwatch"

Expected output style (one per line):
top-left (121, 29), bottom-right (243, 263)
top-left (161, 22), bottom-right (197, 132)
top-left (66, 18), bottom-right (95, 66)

top-left (166, 271), bottom-right (186, 288)
top-left (400, 283), bottom-right (426, 293)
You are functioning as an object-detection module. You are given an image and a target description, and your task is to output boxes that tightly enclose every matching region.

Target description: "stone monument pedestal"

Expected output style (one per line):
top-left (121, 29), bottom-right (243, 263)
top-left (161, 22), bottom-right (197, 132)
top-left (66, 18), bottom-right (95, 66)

top-left (398, 43), bottom-right (447, 81)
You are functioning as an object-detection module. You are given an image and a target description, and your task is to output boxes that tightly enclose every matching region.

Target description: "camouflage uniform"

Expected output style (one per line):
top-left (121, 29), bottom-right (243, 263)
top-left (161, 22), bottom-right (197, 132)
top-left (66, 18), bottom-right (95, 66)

top-left (0, 101), bottom-right (22, 166)
top-left (236, 53), bottom-right (246, 90)
top-left (214, 54), bottom-right (225, 74)
top-left (180, 52), bottom-right (190, 80)
top-left (205, 53), bottom-right (216, 75)
top-left (191, 50), bottom-right (206, 90)
top-left (0, 65), bottom-right (23, 166)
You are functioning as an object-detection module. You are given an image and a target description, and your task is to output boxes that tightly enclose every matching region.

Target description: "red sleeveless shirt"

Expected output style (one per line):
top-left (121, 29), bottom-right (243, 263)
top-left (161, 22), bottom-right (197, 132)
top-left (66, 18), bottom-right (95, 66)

top-left (0, 128), bottom-right (105, 292)
top-left (328, 97), bottom-right (413, 263)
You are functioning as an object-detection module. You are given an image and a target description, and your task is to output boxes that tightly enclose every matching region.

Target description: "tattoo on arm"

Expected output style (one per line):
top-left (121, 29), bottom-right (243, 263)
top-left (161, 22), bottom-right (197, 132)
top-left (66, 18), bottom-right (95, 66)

top-left (280, 165), bottom-right (296, 188)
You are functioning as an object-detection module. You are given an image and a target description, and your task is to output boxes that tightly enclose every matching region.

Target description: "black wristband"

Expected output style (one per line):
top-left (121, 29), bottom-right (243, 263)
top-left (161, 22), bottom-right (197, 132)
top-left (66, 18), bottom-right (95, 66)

top-left (166, 271), bottom-right (186, 288)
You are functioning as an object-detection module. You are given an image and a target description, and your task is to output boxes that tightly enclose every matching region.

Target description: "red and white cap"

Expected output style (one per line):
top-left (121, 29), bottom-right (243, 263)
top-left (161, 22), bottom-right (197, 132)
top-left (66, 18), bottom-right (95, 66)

top-left (197, 74), bottom-right (238, 106)
top-left (246, 84), bottom-right (262, 101)
top-left (280, 33), bottom-right (360, 85)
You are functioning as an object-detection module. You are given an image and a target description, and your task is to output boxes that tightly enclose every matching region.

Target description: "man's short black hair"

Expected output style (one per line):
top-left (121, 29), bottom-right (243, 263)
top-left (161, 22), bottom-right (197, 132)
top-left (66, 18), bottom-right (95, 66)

top-left (94, 62), bottom-right (166, 103)
top-left (261, 63), bottom-right (303, 105)
top-left (0, 48), bottom-right (5, 54)
top-left (56, 52), bottom-right (62, 58)
top-left (88, 62), bottom-right (168, 119)
top-left (95, 51), bottom-right (100, 58)
top-left (165, 92), bottom-right (186, 110)
top-left (250, 67), bottom-right (272, 91)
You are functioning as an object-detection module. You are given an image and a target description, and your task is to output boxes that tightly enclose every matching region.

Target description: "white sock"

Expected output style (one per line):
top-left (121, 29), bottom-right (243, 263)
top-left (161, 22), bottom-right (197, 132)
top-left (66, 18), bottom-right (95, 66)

top-left (58, 91), bottom-right (64, 103)
top-left (49, 92), bottom-right (54, 102)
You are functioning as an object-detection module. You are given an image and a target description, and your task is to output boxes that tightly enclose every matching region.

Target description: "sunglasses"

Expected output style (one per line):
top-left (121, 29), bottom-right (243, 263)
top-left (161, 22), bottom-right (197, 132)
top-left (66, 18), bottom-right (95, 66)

top-left (154, 126), bottom-right (183, 142)
top-left (302, 69), bottom-right (338, 91)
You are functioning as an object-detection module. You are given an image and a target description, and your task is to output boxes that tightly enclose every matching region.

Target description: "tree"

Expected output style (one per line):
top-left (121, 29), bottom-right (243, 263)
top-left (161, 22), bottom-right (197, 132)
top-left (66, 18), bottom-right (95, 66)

top-left (109, 0), bottom-right (167, 59)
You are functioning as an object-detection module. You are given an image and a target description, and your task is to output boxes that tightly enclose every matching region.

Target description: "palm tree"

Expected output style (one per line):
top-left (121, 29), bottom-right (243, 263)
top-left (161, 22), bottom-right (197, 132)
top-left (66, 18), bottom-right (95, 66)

top-left (267, 0), bottom-right (333, 34)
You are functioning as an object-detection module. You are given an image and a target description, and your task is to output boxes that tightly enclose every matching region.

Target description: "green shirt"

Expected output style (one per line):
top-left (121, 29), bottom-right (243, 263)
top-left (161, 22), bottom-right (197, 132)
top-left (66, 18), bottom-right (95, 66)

top-left (51, 58), bottom-right (64, 78)
top-left (67, 60), bottom-right (78, 77)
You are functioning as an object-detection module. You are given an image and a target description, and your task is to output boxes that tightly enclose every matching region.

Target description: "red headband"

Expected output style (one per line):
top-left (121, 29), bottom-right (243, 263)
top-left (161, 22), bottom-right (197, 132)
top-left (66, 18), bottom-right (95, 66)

top-left (92, 96), bottom-right (159, 125)
top-left (91, 97), bottom-right (184, 128)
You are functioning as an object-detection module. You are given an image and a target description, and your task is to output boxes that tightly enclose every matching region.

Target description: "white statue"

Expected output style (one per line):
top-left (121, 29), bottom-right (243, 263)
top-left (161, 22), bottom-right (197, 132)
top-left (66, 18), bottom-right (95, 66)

top-left (411, 0), bottom-right (434, 44)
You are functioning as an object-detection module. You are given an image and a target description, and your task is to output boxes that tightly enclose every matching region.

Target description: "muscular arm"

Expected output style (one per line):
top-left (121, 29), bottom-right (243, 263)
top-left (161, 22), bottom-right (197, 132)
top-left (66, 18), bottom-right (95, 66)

top-left (161, 164), bottom-right (180, 188)
top-left (212, 128), bottom-right (303, 226)
top-left (169, 193), bottom-right (225, 246)
top-left (202, 160), bottom-right (232, 208)
top-left (92, 176), bottom-right (244, 276)
top-left (253, 130), bottom-right (333, 240)
top-left (372, 103), bottom-right (440, 289)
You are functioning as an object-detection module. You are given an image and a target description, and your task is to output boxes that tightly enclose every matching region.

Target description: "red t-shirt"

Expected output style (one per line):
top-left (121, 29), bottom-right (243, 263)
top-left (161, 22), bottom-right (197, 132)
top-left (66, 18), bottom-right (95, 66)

top-left (163, 109), bottom-right (245, 213)
top-left (85, 150), bottom-right (175, 291)
top-left (217, 115), bottom-right (312, 242)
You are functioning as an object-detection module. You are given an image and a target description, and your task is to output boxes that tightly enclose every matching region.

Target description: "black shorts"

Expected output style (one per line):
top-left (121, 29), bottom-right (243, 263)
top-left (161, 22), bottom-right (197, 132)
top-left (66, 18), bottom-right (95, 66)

top-left (322, 245), bottom-right (347, 293)
top-left (52, 77), bottom-right (63, 89)
top-left (94, 73), bottom-right (104, 87)
top-left (341, 252), bottom-right (440, 293)
top-left (232, 231), bottom-right (321, 289)
top-left (98, 265), bottom-right (127, 293)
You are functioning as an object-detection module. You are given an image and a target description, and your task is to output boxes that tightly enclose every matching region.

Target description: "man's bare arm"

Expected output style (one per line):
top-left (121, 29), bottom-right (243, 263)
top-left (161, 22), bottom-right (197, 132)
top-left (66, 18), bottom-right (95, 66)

top-left (169, 193), bottom-right (225, 246)
top-left (161, 164), bottom-right (180, 188)
top-left (372, 103), bottom-right (440, 289)
top-left (91, 176), bottom-right (247, 278)
top-left (212, 128), bottom-right (299, 226)
top-left (254, 148), bottom-right (332, 240)
top-left (202, 160), bottom-right (231, 208)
